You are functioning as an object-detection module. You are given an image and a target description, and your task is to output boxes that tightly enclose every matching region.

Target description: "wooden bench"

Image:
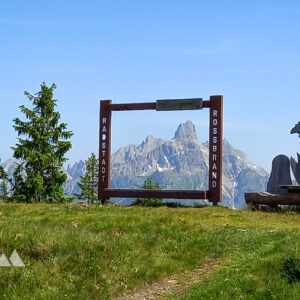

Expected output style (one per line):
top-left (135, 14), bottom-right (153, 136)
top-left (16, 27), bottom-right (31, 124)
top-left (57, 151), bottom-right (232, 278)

top-left (245, 191), bottom-right (300, 205)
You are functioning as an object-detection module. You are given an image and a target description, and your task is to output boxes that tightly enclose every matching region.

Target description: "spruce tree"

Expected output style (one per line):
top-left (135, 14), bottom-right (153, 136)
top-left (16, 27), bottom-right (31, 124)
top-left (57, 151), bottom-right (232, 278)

top-left (0, 163), bottom-right (10, 201)
top-left (0, 181), bottom-right (9, 201)
top-left (77, 153), bottom-right (99, 204)
top-left (136, 177), bottom-right (162, 207)
top-left (0, 163), bottom-right (7, 182)
top-left (11, 83), bottom-right (73, 203)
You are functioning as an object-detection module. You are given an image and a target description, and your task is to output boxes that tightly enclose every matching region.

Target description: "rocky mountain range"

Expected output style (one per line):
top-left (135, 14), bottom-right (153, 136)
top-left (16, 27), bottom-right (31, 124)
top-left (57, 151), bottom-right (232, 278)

top-left (109, 121), bottom-right (268, 208)
top-left (0, 121), bottom-right (269, 208)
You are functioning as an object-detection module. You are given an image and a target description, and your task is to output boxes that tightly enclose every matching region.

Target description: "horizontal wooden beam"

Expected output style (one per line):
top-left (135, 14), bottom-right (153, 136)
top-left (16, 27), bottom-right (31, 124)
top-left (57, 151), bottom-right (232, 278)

top-left (202, 100), bottom-right (210, 108)
top-left (279, 185), bottom-right (300, 192)
top-left (104, 188), bottom-right (209, 199)
top-left (110, 100), bottom-right (210, 111)
top-left (110, 102), bottom-right (156, 111)
top-left (245, 192), bottom-right (300, 205)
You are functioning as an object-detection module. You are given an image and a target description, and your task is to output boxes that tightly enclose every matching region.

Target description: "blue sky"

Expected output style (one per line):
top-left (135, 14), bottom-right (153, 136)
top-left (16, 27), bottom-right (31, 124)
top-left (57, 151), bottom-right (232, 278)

top-left (1, 0), bottom-right (300, 172)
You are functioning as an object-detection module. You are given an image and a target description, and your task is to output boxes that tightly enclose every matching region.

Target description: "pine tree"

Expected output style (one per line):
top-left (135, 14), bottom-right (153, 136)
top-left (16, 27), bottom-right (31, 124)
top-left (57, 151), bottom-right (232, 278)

top-left (11, 83), bottom-right (73, 203)
top-left (0, 163), bottom-right (7, 181)
top-left (0, 163), bottom-right (10, 201)
top-left (77, 153), bottom-right (99, 204)
top-left (136, 177), bottom-right (162, 207)
top-left (0, 181), bottom-right (9, 201)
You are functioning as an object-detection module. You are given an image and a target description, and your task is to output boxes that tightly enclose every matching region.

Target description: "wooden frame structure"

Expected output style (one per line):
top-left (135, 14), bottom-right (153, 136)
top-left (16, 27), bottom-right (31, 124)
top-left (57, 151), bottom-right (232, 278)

top-left (98, 96), bottom-right (223, 205)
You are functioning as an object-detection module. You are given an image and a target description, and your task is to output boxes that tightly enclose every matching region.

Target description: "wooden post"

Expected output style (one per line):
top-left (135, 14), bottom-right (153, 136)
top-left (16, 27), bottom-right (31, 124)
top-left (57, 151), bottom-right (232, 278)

top-left (98, 100), bottom-right (112, 204)
top-left (209, 95), bottom-right (223, 204)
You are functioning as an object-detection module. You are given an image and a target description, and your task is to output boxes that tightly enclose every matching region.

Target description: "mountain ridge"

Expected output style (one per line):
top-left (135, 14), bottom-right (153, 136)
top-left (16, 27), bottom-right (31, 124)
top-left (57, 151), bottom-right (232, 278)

top-left (1, 121), bottom-right (269, 208)
top-left (108, 121), bottom-right (268, 208)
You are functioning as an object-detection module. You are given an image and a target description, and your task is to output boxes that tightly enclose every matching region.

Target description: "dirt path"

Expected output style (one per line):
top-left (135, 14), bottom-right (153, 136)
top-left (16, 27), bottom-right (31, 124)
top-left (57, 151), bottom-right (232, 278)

top-left (115, 258), bottom-right (220, 300)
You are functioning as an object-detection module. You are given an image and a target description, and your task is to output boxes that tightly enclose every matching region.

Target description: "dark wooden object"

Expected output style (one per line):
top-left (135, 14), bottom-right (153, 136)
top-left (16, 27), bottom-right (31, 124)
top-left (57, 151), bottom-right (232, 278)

top-left (104, 189), bottom-right (208, 199)
top-left (111, 102), bottom-right (156, 111)
top-left (279, 185), bottom-right (300, 193)
top-left (245, 192), bottom-right (300, 205)
top-left (209, 96), bottom-right (223, 206)
top-left (110, 100), bottom-right (211, 111)
top-left (98, 100), bottom-right (112, 204)
top-left (99, 96), bottom-right (223, 204)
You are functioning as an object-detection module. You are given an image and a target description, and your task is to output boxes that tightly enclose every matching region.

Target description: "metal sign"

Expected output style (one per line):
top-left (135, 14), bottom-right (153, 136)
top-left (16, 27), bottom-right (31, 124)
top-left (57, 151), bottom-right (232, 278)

top-left (156, 98), bottom-right (203, 111)
top-left (99, 96), bottom-right (223, 205)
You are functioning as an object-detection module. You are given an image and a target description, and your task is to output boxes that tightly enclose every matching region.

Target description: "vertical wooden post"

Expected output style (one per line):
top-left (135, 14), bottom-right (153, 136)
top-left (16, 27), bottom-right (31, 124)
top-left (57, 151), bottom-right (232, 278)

top-left (98, 100), bottom-right (112, 204)
top-left (209, 95), bottom-right (223, 205)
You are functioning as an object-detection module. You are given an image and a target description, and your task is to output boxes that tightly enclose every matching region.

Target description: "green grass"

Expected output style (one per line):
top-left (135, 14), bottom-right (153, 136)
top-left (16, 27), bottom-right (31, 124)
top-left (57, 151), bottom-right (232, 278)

top-left (0, 204), bottom-right (299, 299)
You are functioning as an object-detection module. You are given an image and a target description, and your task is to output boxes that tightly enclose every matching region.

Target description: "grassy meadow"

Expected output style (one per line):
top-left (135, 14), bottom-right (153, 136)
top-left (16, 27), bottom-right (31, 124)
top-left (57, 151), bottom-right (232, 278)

top-left (0, 204), bottom-right (299, 299)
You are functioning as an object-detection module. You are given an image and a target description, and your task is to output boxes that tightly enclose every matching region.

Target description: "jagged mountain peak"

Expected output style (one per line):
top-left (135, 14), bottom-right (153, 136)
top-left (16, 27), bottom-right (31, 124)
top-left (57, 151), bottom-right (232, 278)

top-left (1, 158), bottom-right (22, 174)
top-left (142, 135), bottom-right (156, 146)
top-left (223, 138), bottom-right (243, 155)
top-left (110, 123), bottom-right (268, 208)
top-left (173, 120), bottom-right (197, 140)
top-left (67, 160), bottom-right (85, 179)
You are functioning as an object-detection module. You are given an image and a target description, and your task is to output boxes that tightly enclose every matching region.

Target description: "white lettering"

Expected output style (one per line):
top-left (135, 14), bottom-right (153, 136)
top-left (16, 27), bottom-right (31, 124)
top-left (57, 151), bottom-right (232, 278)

top-left (102, 167), bottom-right (105, 174)
top-left (102, 175), bottom-right (105, 182)
top-left (102, 118), bottom-right (107, 124)
top-left (102, 142), bottom-right (106, 149)
top-left (102, 150), bottom-right (106, 157)
top-left (102, 159), bottom-right (106, 165)
top-left (102, 134), bottom-right (106, 141)
top-left (210, 108), bottom-right (220, 190)
top-left (102, 126), bottom-right (106, 133)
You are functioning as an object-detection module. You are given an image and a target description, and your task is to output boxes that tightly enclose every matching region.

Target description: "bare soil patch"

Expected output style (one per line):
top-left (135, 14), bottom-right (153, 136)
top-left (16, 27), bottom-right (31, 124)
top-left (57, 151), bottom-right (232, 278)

top-left (115, 258), bottom-right (220, 300)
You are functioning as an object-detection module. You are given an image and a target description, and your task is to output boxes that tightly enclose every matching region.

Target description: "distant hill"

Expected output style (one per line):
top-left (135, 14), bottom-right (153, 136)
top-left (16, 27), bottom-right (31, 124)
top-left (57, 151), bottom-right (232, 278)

top-left (0, 121), bottom-right (269, 208)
